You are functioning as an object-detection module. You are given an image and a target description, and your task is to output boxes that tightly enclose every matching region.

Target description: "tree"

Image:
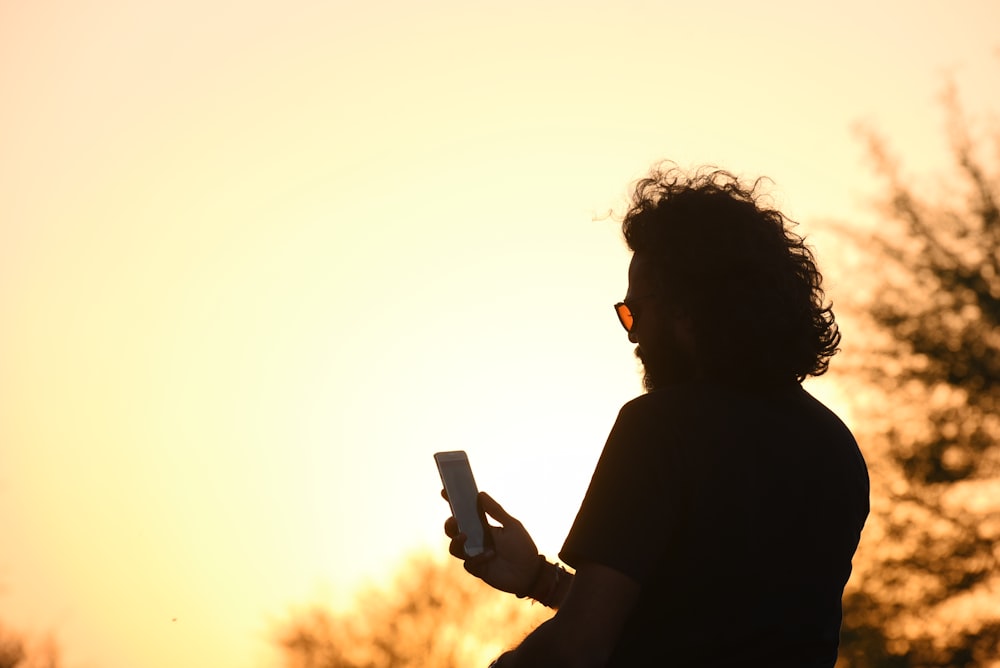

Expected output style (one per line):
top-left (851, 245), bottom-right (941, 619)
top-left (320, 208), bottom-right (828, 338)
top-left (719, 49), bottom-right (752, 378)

top-left (274, 552), bottom-right (549, 668)
top-left (836, 82), bottom-right (1000, 667)
top-left (0, 628), bottom-right (23, 668)
top-left (0, 624), bottom-right (59, 668)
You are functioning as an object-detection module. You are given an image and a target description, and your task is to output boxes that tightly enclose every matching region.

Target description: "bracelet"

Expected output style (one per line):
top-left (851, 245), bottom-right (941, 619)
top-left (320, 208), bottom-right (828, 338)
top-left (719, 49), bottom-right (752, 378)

top-left (515, 555), bottom-right (566, 607)
top-left (533, 562), bottom-right (565, 608)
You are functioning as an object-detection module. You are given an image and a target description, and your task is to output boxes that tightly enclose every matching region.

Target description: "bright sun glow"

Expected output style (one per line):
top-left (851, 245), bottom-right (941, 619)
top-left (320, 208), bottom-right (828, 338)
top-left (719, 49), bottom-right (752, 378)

top-left (1, 1), bottom-right (998, 666)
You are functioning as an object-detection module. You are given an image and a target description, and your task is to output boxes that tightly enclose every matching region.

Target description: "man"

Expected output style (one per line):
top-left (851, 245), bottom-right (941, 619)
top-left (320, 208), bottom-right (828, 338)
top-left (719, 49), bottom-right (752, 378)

top-left (444, 165), bottom-right (870, 667)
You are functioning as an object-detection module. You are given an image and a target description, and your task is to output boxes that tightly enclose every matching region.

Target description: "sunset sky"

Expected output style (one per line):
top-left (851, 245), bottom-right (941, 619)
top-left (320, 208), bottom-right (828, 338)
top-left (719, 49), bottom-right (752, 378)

top-left (1, 1), bottom-right (998, 666)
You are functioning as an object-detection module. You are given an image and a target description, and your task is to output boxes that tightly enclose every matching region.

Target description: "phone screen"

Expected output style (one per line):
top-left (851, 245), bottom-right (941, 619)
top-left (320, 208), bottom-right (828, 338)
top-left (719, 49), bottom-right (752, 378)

top-left (434, 451), bottom-right (489, 557)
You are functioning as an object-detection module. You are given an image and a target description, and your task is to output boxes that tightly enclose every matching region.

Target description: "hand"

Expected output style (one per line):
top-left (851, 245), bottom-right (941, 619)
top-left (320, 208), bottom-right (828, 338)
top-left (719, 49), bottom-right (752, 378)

top-left (443, 491), bottom-right (542, 596)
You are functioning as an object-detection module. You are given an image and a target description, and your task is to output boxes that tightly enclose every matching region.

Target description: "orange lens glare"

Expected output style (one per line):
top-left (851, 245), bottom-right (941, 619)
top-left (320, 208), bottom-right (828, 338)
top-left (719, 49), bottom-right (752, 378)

top-left (614, 302), bottom-right (633, 332)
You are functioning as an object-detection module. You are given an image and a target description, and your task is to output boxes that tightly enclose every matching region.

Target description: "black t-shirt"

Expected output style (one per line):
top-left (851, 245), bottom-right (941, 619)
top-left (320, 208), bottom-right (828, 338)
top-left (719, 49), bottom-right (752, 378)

top-left (560, 382), bottom-right (869, 667)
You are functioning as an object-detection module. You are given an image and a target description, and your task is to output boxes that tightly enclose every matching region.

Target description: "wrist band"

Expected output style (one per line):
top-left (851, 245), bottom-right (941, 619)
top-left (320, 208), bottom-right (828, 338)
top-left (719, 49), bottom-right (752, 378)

top-left (515, 555), bottom-right (566, 607)
top-left (534, 562), bottom-right (565, 608)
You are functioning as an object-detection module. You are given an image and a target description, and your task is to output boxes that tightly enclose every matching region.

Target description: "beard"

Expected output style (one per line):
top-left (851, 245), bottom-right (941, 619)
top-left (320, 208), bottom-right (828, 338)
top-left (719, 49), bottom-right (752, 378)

top-left (635, 333), bottom-right (698, 392)
top-left (635, 346), bottom-right (662, 393)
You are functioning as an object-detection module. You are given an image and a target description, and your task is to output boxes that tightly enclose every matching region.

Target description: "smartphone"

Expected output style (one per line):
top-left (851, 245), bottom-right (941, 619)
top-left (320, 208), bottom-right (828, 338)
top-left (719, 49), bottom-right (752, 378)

top-left (434, 450), bottom-right (491, 557)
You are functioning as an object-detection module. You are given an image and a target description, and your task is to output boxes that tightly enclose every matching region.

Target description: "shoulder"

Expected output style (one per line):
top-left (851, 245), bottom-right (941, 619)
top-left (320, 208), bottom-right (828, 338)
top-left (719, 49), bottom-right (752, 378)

top-left (616, 382), bottom-right (722, 423)
top-left (614, 382), bottom-right (821, 446)
top-left (605, 385), bottom-right (713, 453)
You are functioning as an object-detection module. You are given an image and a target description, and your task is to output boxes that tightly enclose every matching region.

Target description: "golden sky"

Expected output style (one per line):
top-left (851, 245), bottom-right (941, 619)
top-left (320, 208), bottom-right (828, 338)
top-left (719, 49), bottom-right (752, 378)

top-left (1, 1), bottom-right (997, 666)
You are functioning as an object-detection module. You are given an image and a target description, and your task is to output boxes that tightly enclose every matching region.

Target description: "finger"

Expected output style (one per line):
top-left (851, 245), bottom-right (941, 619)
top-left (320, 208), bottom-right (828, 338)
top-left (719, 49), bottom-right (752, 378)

top-left (462, 550), bottom-right (495, 577)
top-left (440, 488), bottom-right (449, 502)
top-left (448, 533), bottom-right (468, 559)
top-left (464, 547), bottom-right (496, 566)
top-left (478, 491), bottom-right (518, 526)
top-left (443, 516), bottom-right (458, 538)
top-left (449, 532), bottom-right (497, 562)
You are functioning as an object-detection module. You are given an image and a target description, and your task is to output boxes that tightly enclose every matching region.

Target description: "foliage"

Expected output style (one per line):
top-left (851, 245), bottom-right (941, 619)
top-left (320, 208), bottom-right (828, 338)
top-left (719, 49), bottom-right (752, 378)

top-left (274, 553), bottom-right (549, 668)
top-left (836, 82), bottom-right (1000, 667)
top-left (0, 625), bottom-right (58, 668)
top-left (0, 629), bottom-right (23, 668)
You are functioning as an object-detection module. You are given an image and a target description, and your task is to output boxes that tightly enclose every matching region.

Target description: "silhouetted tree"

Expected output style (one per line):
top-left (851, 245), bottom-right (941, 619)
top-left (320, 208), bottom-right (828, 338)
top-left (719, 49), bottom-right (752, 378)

top-left (275, 553), bottom-right (548, 668)
top-left (0, 628), bottom-right (23, 668)
top-left (0, 624), bottom-right (59, 668)
top-left (836, 81), bottom-right (1000, 668)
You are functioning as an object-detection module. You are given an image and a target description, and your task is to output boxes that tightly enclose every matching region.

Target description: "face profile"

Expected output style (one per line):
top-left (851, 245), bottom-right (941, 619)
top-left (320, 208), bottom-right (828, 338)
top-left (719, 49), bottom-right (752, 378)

top-left (620, 252), bottom-right (697, 392)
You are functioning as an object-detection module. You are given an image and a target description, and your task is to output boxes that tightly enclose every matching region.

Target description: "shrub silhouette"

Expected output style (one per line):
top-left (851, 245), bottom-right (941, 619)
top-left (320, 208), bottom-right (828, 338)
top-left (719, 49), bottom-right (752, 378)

top-left (275, 553), bottom-right (549, 668)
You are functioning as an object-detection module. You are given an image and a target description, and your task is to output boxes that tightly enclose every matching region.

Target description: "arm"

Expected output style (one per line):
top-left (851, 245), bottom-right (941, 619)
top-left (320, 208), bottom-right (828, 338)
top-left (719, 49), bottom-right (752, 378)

top-left (491, 561), bottom-right (640, 667)
top-left (443, 493), bottom-right (641, 664)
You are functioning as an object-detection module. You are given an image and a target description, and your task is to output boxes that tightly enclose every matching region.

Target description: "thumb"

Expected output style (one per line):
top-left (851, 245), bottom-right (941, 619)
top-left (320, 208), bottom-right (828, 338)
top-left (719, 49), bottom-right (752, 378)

top-left (479, 491), bottom-right (517, 526)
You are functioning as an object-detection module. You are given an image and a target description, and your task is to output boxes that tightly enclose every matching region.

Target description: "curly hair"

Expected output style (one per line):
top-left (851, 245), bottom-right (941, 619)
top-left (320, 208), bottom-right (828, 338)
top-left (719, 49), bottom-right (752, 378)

top-left (621, 164), bottom-right (840, 387)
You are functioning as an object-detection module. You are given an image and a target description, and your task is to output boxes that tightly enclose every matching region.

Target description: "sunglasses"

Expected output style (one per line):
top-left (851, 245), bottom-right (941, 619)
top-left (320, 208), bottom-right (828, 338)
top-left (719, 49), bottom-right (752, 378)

top-left (614, 302), bottom-right (635, 333)
top-left (614, 294), bottom-right (659, 333)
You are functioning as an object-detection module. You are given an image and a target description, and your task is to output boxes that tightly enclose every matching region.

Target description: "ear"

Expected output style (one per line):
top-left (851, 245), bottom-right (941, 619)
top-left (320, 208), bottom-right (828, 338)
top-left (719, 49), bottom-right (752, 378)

top-left (672, 314), bottom-right (697, 352)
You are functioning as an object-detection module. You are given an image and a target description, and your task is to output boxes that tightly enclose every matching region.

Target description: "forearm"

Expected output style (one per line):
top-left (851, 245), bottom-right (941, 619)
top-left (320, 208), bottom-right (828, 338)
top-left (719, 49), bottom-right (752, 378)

top-left (486, 562), bottom-right (578, 667)
top-left (491, 561), bottom-right (637, 668)
top-left (489, 614), bottom-right (609, 668)
top-left (488, 618), bottom-right (578, 668)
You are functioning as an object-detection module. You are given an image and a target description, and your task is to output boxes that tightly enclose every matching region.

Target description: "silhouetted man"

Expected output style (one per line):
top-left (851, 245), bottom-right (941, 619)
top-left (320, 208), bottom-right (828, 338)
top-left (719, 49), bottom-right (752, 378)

top-left (444, 164), bottom-right (870, 667)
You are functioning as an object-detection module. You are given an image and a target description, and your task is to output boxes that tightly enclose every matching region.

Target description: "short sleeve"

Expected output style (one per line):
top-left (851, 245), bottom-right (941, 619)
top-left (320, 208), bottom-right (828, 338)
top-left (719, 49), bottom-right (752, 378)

top-left (559, 394), bottom-right (682, 584)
